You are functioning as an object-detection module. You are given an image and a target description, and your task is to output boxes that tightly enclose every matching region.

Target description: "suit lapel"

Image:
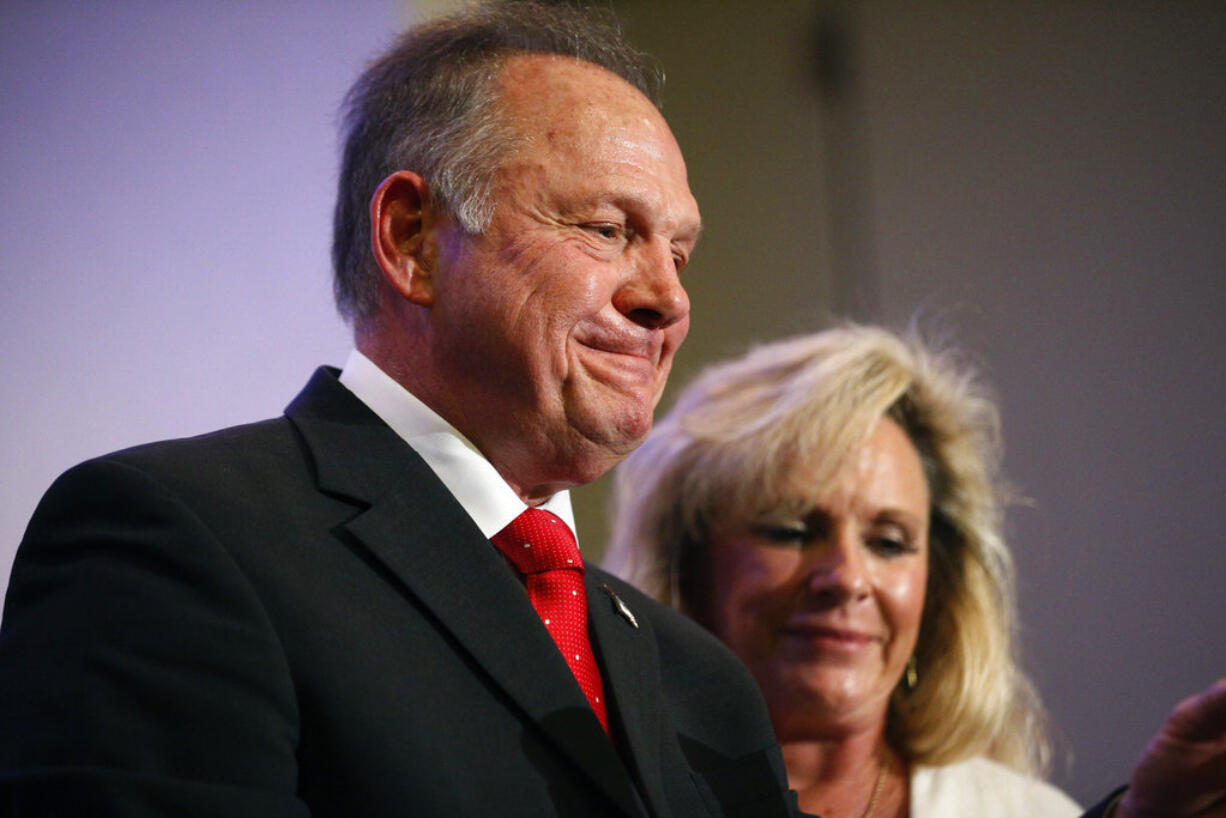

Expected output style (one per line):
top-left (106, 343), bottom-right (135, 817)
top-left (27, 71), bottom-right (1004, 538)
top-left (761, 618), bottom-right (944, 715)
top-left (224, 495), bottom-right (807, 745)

top-left (286, 369), bottom-right (648, 817)
top-left (587, 571), bottom-right (672, 818)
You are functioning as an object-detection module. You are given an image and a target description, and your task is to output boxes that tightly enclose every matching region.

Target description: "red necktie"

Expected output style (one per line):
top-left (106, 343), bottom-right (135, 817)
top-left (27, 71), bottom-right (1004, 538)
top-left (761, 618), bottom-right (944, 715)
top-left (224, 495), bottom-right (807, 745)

top-left (491, 508), bottom-right (609, 735)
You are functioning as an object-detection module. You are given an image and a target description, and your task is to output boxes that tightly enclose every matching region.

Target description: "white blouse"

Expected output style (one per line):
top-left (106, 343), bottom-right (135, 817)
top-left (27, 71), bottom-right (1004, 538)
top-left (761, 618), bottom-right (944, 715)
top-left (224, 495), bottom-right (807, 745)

top-left (910, 757), bottom-right (1081, 817)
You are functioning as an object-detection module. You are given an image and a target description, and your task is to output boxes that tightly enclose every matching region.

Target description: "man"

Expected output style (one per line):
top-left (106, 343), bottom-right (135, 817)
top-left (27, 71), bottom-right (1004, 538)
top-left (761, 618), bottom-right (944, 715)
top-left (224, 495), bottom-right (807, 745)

top-left (0, 4), bottom-right (790, 817)
top-left (0, 3), bottom-right (1222, 818)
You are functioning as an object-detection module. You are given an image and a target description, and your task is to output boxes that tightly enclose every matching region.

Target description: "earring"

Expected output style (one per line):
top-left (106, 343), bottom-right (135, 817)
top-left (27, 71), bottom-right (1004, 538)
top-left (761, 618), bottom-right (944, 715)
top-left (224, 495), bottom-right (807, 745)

top-left (905, 655), bottom-right (918, 691)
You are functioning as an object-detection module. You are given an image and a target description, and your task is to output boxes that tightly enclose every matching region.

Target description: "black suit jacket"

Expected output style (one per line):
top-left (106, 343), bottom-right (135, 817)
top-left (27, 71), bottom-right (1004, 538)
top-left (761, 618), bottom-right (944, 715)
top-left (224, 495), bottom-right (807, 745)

top-left (0, 368), bottom-right (798, 817)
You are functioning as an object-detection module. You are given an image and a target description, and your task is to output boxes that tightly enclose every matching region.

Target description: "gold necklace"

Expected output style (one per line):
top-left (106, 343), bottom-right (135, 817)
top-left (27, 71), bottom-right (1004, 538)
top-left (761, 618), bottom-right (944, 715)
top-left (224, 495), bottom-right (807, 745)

top-left (860, 755), bottom-right (889, 818)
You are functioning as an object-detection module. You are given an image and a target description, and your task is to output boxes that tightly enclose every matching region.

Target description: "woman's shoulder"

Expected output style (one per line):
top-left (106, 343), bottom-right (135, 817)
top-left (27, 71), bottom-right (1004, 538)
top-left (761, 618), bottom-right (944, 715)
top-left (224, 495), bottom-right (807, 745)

top-left (910, 756), bottom-right (1081, 818)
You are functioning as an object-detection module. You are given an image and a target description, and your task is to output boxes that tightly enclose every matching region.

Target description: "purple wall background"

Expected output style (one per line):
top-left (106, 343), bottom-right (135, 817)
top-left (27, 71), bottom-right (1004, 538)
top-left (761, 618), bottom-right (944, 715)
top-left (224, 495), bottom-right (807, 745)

top-left (857, 2), bottom-right (1226, 802)
top-left (1, 2), bottom-right (401, 593)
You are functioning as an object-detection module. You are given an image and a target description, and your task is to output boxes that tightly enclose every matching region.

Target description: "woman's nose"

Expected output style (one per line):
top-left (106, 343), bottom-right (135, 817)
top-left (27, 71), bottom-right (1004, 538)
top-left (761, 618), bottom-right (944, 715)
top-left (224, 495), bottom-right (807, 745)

top-left (803, 531), bottom-right (870, 602)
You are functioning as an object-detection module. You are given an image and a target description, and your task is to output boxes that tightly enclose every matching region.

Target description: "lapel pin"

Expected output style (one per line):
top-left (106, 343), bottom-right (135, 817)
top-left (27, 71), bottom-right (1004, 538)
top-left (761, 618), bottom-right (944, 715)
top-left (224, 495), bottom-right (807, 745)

top-left (601, 584), bottom-right (639, 629)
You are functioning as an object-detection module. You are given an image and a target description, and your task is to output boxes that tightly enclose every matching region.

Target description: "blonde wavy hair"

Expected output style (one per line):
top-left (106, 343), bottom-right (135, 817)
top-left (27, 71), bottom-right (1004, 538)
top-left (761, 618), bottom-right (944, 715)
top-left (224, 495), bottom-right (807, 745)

top-left (603, 324), bottom-right (1053, 775)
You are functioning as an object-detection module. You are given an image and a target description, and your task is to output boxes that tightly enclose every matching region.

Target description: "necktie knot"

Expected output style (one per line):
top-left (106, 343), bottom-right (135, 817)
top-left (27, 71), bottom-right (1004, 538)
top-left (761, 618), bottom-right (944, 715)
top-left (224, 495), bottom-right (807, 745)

top-left (491, 508), bottom-right (584, 576)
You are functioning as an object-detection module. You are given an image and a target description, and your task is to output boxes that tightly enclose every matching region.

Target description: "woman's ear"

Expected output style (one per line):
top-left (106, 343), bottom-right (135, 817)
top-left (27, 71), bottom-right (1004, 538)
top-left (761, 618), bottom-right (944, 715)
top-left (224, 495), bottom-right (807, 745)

top-left (370, 170), bottom-right (438, 307)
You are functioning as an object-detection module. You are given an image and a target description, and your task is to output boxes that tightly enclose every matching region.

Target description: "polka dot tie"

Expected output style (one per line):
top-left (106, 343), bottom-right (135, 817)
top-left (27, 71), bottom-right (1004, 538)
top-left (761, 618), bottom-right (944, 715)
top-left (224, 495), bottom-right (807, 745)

top-left (491, 508), bottom-right (609, 735)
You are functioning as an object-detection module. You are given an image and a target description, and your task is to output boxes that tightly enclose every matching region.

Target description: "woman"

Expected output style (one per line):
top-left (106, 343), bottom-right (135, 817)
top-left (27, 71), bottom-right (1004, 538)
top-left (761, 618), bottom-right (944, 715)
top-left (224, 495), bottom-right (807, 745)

top-left (603, 324), bottom-right (1081, 817)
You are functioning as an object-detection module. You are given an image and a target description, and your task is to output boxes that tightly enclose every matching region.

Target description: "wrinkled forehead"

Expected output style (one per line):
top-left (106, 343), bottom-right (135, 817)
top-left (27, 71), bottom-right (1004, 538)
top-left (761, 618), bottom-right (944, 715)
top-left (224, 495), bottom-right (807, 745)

top-left (486, 53), bottom-right (698, 238)
top-left (493, 53), bottom-right (674, 151)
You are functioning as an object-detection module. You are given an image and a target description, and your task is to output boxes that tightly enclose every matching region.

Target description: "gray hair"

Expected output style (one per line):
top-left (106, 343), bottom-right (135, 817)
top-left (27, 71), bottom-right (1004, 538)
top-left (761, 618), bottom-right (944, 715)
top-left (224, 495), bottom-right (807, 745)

top-left (603, 324), bottom-right (1054, 775)
top-left (332, 0), bottom-right (661, 321)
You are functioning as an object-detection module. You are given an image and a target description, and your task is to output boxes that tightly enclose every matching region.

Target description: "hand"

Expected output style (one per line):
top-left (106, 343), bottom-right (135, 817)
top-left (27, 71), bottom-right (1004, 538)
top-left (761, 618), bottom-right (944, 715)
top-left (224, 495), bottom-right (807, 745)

top-left (1117, 679), bottom-right (1226, 818)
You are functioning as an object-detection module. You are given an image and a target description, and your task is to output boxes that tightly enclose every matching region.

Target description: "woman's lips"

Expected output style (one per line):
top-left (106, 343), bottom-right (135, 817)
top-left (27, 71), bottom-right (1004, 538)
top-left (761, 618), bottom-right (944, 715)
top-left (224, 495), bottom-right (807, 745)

top-left (779, 624), bottom-right (880, 651)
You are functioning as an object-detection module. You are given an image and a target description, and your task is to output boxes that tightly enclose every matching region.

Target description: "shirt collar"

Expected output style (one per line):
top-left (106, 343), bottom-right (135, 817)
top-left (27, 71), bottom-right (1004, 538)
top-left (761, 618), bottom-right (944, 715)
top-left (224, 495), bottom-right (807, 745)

top-left (337, 349), bottom-right (578, 543)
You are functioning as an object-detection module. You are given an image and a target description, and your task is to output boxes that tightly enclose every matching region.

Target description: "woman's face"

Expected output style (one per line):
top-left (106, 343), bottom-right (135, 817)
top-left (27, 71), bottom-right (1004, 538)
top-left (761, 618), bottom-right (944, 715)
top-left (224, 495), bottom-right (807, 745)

top-left (698, 417), bottom-right (930, 741)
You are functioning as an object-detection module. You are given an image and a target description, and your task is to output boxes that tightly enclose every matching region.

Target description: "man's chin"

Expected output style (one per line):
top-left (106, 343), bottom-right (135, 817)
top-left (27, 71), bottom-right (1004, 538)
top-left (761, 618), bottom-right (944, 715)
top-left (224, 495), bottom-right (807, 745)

top-left (566, 397), bottom-right (655, 461)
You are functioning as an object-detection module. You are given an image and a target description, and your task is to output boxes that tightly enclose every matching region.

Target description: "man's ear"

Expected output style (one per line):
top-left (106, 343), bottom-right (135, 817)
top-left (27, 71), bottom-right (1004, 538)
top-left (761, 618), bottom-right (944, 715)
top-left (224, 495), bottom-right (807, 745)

top-left (370, 170), bottom-right (438, 308)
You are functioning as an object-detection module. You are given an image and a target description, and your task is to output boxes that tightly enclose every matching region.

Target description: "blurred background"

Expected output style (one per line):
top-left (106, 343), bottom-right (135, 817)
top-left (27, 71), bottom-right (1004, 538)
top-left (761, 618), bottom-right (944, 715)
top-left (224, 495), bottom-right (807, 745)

top-left (2, 0), bottom-right (1223, 805)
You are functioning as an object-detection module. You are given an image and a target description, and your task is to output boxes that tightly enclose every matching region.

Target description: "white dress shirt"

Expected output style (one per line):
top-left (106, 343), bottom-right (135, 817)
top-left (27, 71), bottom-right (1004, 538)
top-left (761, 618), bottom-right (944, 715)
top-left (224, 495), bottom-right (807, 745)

top-left (337, 349), bottom-right (579, 544)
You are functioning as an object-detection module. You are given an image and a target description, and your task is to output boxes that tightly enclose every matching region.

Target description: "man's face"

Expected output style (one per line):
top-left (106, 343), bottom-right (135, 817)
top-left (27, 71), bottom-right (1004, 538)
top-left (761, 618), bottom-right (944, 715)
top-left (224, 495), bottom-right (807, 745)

top-left (428, 55), bottom-right (701, 499)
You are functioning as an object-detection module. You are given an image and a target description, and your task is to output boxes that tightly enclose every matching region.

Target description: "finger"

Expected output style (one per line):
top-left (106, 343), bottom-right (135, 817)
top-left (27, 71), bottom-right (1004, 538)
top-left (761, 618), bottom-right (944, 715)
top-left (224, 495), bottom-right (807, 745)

top-left (1167, 678), bottom-right (1226, 743)
top-left (1199, 800), bottom-right (1226, 818)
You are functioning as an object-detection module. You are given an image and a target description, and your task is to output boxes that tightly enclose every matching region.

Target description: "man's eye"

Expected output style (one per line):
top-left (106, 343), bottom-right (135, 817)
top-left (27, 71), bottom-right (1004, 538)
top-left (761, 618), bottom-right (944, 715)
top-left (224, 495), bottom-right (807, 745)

top-left (587, 223), bottom-right (622, 240)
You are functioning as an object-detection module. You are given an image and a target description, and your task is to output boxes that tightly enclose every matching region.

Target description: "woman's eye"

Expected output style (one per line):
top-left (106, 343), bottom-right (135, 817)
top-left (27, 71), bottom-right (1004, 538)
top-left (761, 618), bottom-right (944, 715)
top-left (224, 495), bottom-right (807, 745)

top-left (753, 524), bottom-right (811, 545)
top-left (869, 534), bottom-right (915, 557)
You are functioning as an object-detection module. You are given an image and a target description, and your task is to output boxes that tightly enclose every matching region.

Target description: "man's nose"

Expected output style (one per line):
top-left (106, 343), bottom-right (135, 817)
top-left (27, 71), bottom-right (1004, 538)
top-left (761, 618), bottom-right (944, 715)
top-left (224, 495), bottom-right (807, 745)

top-left (613, 239), bottom-right (690, 330)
